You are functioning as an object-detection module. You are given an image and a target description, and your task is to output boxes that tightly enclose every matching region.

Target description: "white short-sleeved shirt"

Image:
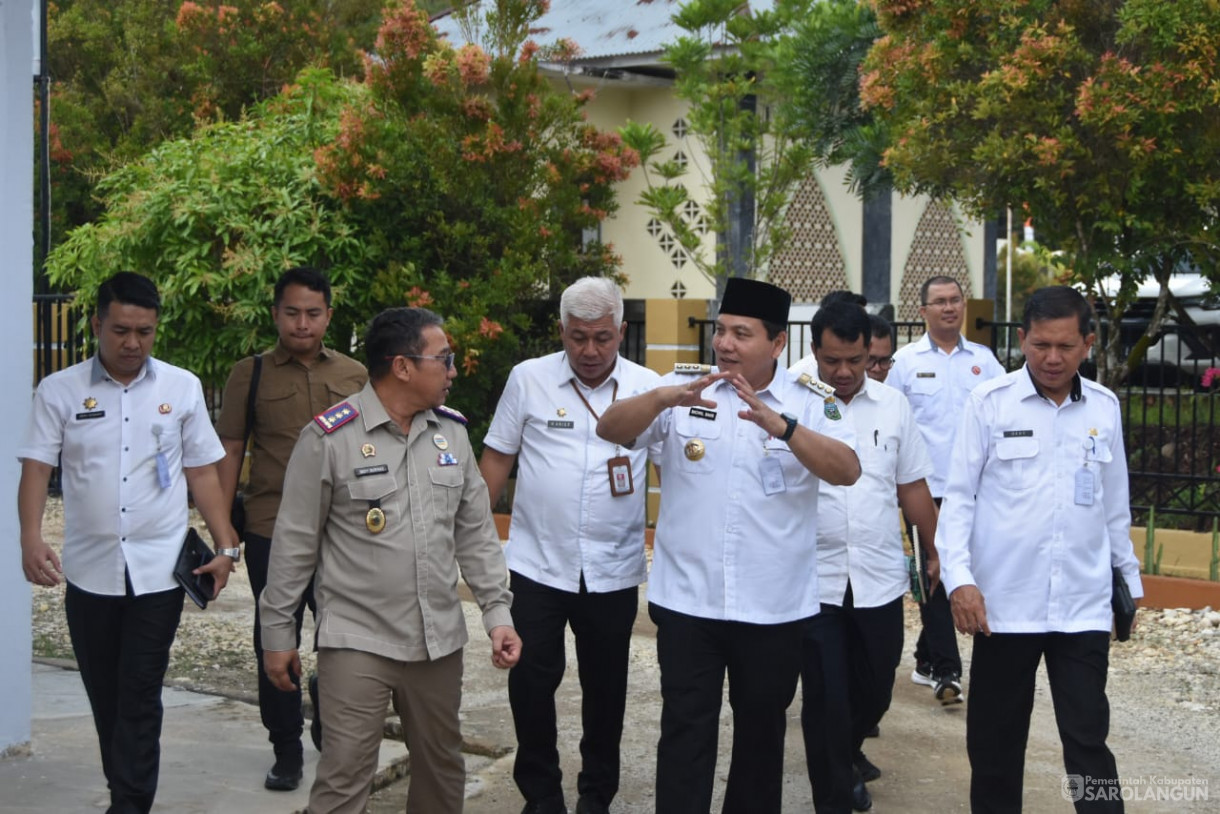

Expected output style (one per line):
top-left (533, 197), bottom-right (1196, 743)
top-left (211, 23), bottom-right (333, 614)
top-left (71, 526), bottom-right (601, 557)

top-left (938, 369), bottom-right (1144, 633)
top-left (636, 367), bottom-right (857, 623)
top-left (789, 361), bottom-right (933, 607)
top-left (18, 357), bottom-right (226, 596)
top-left (483, 351), bottom-right (662, 593)
top-left (887, 333), bottom-right (1006, 497)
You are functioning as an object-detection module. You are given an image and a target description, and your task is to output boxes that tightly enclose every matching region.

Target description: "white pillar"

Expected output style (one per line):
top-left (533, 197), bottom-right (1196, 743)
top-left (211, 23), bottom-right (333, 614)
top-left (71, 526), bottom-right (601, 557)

top-left (0, 0), bottom-right (37, 753)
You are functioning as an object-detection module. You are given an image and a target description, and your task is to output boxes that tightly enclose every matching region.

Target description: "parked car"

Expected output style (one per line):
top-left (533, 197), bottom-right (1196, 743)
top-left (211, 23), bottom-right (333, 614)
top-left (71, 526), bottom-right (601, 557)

top-left (1098, 271), bottom-right (1220, 387)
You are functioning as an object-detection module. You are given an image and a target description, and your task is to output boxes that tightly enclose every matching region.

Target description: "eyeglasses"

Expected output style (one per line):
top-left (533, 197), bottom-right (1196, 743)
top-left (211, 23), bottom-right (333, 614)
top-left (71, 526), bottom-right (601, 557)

top-left (924, 297), bottom-right (964, 309)
top-left (867, 355), bottom-right (894, 370)
top-left (386, 353), bottom-right (456, 369)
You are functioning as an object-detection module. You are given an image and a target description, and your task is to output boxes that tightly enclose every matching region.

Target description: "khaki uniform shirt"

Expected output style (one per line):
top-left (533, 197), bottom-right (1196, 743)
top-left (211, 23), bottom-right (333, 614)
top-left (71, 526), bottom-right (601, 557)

top-left (260, 383), bottom-right (513, 662)
top-left (216, 342), bottom-right (367, 537)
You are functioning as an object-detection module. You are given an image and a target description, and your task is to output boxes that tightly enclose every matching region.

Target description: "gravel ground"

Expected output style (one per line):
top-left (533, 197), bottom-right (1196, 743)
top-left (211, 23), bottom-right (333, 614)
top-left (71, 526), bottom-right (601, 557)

top-left (29, 497), bottom-right (1220, 810)
top-left (30, 498), bottom-right (315, 702)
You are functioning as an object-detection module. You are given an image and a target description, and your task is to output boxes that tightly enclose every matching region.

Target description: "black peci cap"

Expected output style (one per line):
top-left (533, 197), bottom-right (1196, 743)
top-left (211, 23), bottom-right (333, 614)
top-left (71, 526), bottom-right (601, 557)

top-left (719, 278), bottom-right (791, 326)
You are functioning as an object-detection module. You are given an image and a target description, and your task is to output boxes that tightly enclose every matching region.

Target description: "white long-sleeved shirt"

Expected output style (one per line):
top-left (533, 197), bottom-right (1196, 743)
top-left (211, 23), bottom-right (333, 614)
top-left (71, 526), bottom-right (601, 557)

top-left (938, 368), bottom-right (1143, 633)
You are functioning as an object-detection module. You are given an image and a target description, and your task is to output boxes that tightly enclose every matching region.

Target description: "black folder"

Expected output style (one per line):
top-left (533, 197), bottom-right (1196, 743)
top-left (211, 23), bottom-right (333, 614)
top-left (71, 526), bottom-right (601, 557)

top-left (1112, 567), bottom-right (1136, 642)
top-left (174, 527), bottom-right (216, 609)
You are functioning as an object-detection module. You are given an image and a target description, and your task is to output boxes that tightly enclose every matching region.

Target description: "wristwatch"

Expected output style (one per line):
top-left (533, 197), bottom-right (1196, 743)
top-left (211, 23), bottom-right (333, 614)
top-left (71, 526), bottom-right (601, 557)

top-left (779, 412), bottom-right (799, 442)
top-left (217, 546), bottom-right (242, 563)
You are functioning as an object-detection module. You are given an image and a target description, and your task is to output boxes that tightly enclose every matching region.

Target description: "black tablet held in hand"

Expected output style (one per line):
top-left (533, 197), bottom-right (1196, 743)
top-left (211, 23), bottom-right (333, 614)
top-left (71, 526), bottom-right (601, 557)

top-left (174, 527), bottom-right (216, 610)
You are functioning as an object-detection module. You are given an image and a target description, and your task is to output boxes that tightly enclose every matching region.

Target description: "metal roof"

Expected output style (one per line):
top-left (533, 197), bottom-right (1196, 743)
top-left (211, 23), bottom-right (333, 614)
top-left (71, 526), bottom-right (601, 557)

top-left (432, 0), bottom-right (777, 66)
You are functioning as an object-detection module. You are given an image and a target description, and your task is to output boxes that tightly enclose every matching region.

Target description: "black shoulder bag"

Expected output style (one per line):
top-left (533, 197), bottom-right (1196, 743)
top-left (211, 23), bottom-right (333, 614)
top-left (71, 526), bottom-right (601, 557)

top-left (229, 353), bottom-right (262, 538)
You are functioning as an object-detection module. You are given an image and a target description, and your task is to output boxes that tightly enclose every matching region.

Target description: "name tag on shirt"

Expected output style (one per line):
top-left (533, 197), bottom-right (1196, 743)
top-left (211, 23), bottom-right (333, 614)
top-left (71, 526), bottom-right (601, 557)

top-left (1004, 429), bottom-right (1034, 438)
top-left (547, 420), bottom-right (575, 429)
top-left (689, 407), bottom-right (717, 421)
top-left (355, 464), bottom-right (389, 478)
top-left (75, 410), bottom-right (105, 420)
top-left (916, 372), bottom-right (936, 378)
top-left (155, 451), bottom-right (171, 489)
top-left (1075, 467), bottom-right (1095, 506)
top-left (760, 455), bottom-right (786, 495)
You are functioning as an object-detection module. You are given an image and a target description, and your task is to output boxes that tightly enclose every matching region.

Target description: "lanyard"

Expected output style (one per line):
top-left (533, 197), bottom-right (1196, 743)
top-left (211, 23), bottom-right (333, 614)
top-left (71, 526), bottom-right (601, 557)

top-left (569, 379), bottom-right (618, 421)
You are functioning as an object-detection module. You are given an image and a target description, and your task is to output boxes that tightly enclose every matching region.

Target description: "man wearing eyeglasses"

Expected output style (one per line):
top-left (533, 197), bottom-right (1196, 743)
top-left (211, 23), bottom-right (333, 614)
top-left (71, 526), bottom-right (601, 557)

top-left (261, 307), bottom-right (521, 814)
top-left (865, 314), bottom-right (896, 383)
top-left (216, 267), bottom-right (366, 790)
top-left (887, 275), bottom-right (1005, 705)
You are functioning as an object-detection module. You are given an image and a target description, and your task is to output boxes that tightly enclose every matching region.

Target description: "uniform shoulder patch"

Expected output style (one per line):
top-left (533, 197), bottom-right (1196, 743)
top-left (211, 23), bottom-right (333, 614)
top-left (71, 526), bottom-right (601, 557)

top-left (795, 372), bottom-right (835, 400)
top-left (314, 401), bottom-right (359, 433)
top-left (434, 404), bottom-right (468, 425)
top-left (673, 363), bottom-right (712, 374)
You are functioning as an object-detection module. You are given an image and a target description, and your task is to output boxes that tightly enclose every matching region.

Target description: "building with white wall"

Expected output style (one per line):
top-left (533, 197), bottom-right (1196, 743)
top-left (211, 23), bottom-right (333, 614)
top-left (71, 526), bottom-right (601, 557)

top-left (433, 0), bottom-right (992, 318)
top-left (0, 0), bottom-right (37, 756)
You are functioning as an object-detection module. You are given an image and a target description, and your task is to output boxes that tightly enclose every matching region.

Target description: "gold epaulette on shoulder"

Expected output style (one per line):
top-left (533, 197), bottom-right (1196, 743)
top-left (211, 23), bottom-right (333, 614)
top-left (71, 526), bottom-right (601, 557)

top-left (434, 404), bottom-right (468, 425)
top-left (796, 372), bottom-right (835, 400)
top-left (674, 363), bottom-right (712, 374)
top-left (314, 401), bottom-right (359, 433)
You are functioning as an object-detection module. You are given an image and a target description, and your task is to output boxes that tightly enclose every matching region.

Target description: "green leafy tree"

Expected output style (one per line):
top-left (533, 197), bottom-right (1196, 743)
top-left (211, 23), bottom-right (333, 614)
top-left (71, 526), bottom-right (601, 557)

top-left (772, 0), bottom-right (888, 196)
top-left (861, 0), bottom-right (1220, 386)
top-left (44, 0), bottom-right (635, 447)
top-left (619, 0), bottom-right (814, 291)
top-left (41, 0), bottom-right (387, 260)
top-left (44, 70), bottom-right (370, 388)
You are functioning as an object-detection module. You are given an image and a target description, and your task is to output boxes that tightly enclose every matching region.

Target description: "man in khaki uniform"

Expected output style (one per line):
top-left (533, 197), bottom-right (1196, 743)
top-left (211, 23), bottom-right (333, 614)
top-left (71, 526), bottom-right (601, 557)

top-left (216, 267), bottom-right (366, 790)
top-left (261, 306), bottom-right (522, 814)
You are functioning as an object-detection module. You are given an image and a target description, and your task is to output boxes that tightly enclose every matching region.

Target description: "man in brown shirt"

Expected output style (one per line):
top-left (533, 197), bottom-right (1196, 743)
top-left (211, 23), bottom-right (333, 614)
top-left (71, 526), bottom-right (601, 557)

top-left (216, 267), bottom-right (367, 791)
top-left (262, 306), bottom-right (521, 814)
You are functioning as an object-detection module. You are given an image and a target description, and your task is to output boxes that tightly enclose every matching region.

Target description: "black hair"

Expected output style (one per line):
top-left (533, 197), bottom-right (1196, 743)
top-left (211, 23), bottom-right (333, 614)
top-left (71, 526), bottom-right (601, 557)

top-left (274, 266), bottom-right (332, 307)
top-left (821, 289), bottom-right (867, 308)
top-left (365, 307), bottom-right (444, 380)
top-left (97, 272), bottom-right (161, 317)
top-left (868, 313), bottom-right (894, 344)
top-left (761, 319), bottom-right (785, 341)
top-left (919, 275), bottom-right (963, 305)
top-left (1022, 286), bottom-right (1093, 337)
top-left (810, 300), bottom-right (872, 350)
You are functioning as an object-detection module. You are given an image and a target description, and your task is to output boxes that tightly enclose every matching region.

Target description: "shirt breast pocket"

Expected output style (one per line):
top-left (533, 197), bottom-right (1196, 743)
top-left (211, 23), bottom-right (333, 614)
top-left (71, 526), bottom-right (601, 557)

top-left (907, 375), bottom-right (943, 407)
top-left (992, 436), bottom-right (1039, 492)
top-left (673, 413), bottom-right (721, 473)
top-left (348, 475), bottom-right (397, 530)
top-left (428, 466), bottom-right (465, 515)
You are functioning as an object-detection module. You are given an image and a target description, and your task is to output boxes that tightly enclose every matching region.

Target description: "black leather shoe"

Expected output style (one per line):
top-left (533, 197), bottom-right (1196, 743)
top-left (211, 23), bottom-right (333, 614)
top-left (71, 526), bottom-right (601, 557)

top-left (851, 769), bottom-right (873, 811)
top-left (575, 795), bottom-right (609, 814)
top-left (855, 752), bottom-right (882, 782)
top-left (308, 673), bottom-right (323, 751)
top-left (865, 723), bottom-right (880, 738)
top-left (264, 756), bottom-right (303, 791)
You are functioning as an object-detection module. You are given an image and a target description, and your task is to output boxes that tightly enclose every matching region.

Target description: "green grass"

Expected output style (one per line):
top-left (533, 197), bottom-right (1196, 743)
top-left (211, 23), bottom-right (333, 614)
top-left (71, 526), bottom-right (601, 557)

top-left (1121, 392), bottom-right (1220, 428)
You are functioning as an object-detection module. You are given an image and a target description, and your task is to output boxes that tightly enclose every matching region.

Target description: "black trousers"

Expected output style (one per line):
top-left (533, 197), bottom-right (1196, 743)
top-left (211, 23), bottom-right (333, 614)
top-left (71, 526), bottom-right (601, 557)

top-left (967, 631), bottom-right (1122, 814)
top-left (245, 530), bottom-right (316, 758)
top-left (843, 591), bottom-right (905, 754)
top-left (800, 603), bottom-right (853, 814)
top-left (65, 578), bottom-right (184, 814)
top-left (650, 603), bottom-right (804, 814)
top-left (908, 497), bottom-right (962, 677)
top-left (508, 571), bottom-right (638, 807)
